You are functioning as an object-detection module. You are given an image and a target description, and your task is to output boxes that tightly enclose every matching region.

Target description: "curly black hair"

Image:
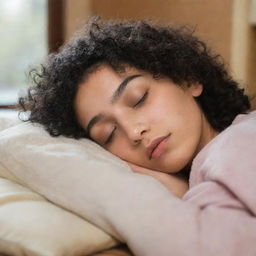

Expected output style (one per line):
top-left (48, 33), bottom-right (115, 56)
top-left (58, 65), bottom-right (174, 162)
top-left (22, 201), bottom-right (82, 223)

top-left (19, 17), bottom-right (251, 139)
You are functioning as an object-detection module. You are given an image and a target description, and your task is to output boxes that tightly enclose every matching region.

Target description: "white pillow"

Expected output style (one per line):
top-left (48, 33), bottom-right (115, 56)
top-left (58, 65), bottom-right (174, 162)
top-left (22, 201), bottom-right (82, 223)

top-left (0, 112), bottom-right (119, 256)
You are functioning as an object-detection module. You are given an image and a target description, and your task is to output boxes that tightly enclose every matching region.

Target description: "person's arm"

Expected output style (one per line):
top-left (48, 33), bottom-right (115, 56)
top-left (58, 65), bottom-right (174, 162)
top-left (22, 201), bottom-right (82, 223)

top-left (98, 175), bottom-right (256, 256)
top-left (127, 162), bottom-right (189, 198)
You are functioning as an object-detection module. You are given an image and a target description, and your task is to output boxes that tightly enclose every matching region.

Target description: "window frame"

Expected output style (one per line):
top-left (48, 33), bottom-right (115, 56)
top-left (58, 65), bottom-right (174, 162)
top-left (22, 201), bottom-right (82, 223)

top-left (0, 0), bottom-right (65, 109)
top-left (48, 0), bottom-right (65, 53)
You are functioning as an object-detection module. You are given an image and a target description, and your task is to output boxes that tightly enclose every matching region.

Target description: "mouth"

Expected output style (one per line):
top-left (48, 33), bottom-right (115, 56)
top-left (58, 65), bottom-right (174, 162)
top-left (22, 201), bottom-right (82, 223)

top-left (147, 134), bottom-right (170, 160)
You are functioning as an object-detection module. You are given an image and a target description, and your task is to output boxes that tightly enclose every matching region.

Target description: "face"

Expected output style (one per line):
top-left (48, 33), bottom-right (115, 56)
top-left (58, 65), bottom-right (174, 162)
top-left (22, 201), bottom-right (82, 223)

top-left (74, 65), bottom-right (216, 173)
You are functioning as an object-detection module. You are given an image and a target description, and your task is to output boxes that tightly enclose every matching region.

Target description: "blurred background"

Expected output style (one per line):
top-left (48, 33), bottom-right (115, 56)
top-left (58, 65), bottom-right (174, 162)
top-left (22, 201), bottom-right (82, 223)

top-left (0, 0), bottom-right (255, 108)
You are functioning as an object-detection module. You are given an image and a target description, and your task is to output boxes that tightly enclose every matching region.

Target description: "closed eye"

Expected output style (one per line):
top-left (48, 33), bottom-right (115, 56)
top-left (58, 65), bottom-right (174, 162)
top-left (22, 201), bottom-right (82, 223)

top-left (104, 91), bottom-right (148, 145)
top-left (133, 91), bottom-right (148, 108)
top-left (104, 126), bottom-right (116, 145)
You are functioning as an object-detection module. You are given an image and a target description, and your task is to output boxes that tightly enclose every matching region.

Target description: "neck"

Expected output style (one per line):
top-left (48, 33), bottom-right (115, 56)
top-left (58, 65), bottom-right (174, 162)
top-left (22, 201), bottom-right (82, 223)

top-left (196, 114), bottom-right (219, 155)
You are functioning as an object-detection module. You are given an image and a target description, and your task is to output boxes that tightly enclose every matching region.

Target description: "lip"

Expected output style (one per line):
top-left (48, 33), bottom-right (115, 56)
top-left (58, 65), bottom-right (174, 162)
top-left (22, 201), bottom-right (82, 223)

top-left (146, 134), bottom-right (170, 160)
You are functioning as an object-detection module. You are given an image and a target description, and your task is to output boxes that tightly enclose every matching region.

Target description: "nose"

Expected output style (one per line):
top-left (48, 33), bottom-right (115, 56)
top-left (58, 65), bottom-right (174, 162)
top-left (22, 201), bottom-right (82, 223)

top-left (121, 119), bottom-right (149, 145)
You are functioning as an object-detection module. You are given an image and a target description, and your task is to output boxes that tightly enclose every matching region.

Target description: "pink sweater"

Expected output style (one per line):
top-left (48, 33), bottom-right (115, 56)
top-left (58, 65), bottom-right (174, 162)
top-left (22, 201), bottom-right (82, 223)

top-left (181, 111), bottom-right (256, 255)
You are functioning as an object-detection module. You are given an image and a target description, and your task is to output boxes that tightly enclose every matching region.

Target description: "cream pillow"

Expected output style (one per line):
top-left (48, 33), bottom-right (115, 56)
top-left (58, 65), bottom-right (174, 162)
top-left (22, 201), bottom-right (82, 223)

top-left (0, 112), bottom-right (119, 256)
top-left (0, 178), bottom-right (118, 256)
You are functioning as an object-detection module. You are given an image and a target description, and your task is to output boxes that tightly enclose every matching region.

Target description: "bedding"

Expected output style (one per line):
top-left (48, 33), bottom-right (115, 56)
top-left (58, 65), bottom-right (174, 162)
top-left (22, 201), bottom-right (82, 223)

top-left (0, 111), bottom-right (126, 256)
top-left (1, 110), bottom-right (256, 256)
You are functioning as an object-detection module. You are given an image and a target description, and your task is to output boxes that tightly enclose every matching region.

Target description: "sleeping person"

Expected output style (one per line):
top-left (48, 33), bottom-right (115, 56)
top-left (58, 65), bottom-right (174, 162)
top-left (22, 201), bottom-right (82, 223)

top-left (19, 18), bottom-right (256, 255)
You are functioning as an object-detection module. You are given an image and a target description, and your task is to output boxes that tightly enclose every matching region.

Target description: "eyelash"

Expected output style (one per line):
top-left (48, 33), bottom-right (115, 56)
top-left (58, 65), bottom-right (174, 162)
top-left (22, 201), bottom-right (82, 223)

top-left (133, 91), bottom-right (148, 108)
top-left (104, 91), bottom-right (148, 145)
top-left (104, 126), bottom-right (116, 145)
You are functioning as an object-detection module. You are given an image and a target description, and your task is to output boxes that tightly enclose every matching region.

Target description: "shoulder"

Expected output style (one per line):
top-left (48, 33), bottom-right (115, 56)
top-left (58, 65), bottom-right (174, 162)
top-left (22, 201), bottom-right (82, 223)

top-left (190, 110), bottom-right (256, 187)
top-left (189, 111), bottom-right (256, 213)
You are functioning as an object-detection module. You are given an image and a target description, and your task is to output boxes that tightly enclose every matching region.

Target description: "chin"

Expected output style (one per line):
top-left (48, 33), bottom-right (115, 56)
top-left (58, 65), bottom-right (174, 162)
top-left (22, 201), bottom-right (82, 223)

top-left (156, 153), bottom-right (193, 174)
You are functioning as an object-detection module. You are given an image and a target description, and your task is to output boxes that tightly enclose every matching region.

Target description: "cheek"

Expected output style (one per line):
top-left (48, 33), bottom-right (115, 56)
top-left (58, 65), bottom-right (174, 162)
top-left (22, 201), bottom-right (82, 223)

top-left (108, 138), bottom-right (130, 160)
top-left (109, 139), bottom-right (144, 164)
top-left (146, 96), bottom-right (173, 123)
top-left (146, 91), bottom-right (202, 134)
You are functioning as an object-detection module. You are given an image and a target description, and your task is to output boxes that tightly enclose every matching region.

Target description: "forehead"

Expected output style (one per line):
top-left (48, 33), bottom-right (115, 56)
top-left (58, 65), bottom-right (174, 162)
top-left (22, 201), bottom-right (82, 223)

top-left (74, 65), bottom-right (144, 127)
top-left (78, 65), bottom-right (142, 97)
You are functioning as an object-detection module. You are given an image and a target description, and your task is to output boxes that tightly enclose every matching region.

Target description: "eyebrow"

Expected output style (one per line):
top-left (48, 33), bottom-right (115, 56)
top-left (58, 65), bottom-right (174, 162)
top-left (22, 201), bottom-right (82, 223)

top-left (86, 74), bottom-right (142, 136)
top-left (111, 74), bottom-right (142, 104)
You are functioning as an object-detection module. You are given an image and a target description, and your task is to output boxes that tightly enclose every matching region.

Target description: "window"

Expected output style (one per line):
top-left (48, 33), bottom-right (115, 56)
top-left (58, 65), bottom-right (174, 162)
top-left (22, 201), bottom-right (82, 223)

top-left (0, 0), bottom-right (47, 106)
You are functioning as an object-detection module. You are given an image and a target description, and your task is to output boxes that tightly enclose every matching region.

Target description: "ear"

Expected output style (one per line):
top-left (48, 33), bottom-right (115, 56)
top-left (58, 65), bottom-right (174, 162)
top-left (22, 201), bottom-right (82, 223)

top-left (188, 82), bottom-right (203, 97)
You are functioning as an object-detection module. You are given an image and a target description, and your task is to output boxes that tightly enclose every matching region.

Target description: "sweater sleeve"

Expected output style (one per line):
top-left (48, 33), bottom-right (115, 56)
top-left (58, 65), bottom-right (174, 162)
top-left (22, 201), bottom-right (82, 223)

top-left (100, 176), bottom-right (256, 256)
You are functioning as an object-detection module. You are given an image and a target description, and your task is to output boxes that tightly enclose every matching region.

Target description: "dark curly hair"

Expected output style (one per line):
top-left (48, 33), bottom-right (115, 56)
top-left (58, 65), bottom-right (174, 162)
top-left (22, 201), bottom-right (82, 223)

top-left (19, 17), bottom-right (251, 139)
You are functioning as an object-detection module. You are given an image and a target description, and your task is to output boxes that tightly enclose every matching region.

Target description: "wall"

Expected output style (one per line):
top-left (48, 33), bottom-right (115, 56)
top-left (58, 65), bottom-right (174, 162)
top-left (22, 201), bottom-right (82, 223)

top-left (63, 0), bottom-right (256, 106)
top-left (92, 0), bottom-right (233, 62)
top-left (230, 0), bottom-right (256, 107)
top-left (64, 0), bottom-right (92, 40)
